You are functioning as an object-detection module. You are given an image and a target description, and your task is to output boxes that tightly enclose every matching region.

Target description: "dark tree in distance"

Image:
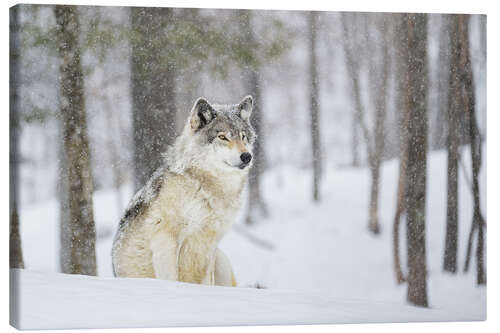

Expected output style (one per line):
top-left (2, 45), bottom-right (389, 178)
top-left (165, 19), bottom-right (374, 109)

top-left (459, 15), bottom-right (486, 285)
top-left (245, 64), bottom-right (268, 224)
top-left (404, 13), bottom-right (429, 307)
top-left (308, 11), bottom-right (322, 202)
top-left (55, 5), bottom-right (97, 276)
top-left (239, 10), bottom-right (268, 225)
top-left (131, 7), bottom-right (177, 191)
top-left (443, 15), bottom-right (460, 274)
top-left (10, 5), bottom-right (25, 269)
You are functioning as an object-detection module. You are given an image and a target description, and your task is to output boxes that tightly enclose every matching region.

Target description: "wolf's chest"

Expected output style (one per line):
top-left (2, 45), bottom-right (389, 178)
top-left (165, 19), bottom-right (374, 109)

top-left (156, 177), bottom-right (240, 238)
top-left (180, 195), bottom-right (235, 235)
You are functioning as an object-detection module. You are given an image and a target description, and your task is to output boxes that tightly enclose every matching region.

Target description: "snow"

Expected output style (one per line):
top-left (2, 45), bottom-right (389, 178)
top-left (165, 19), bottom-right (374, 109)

top-left (16, 144), bottom-right (486, 329)
top-left (10, 268), bottom-right (478, 330)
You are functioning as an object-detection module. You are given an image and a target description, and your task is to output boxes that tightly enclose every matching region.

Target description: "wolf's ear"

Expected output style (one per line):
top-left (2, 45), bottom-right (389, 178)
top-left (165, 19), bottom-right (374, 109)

top-left (237, 95), bottom-right (253, 122)
top-left (190, 97), bottom-right (216, 131)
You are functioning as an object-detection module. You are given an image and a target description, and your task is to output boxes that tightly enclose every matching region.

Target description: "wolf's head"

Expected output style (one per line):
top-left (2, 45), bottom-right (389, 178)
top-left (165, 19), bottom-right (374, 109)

top-left (166, 96), bottom-right (256, 175)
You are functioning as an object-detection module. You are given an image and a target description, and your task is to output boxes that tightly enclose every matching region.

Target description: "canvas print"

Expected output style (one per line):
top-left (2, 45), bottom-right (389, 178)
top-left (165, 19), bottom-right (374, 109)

top-left (9, 4), bottom-right (486, 329)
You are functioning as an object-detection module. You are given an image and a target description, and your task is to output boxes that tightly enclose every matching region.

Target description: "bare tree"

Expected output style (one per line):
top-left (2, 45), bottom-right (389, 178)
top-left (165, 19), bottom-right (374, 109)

top-left (367, 15), bottom-right (390, 235)
top-left (404, 13), bottom-right (429, 307)
top-left (459, 15), bottom-right (486, 285)
top-left (10, 5), bottom-right (24, 269)
top-left (55, 5), bottom-right (97, 276)
top-left (308, 11), bottom-right (322, 202)
top-left (443, 15), bottom-right (460, 274)
top-left (341, 13), bottom-right (390, 234)
top-left (341, 13), bottom-right (365, 173)
top-left (130, 7), bottom-right (177, 191)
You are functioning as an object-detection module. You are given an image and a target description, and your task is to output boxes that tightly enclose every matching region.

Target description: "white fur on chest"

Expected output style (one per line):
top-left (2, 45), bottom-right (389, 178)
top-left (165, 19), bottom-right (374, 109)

top-left (173, 186), bottom-right (239, 240)
top-left (156, 170), bottom-right (242, 236)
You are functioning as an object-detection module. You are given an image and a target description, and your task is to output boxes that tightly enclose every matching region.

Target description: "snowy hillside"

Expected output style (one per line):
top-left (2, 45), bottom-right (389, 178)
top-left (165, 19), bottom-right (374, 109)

top-left (10, 268), bottom-right (479, 330)
top-left (16, 145), bottom-right (486, 328)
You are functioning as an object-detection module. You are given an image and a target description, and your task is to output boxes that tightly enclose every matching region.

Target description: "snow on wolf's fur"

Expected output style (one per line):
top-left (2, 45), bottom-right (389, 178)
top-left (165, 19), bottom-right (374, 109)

top-left (112, 96), bottom-right (255, 286)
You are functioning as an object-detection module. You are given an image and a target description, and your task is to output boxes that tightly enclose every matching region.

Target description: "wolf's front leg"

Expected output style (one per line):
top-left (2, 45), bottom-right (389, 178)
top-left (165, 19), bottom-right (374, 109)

top-left (150, 231), bottom-right (178, 281)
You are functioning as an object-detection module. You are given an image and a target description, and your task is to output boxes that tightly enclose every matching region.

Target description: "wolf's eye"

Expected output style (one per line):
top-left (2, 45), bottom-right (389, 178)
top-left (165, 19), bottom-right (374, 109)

top-left (218, 134), bottom-right (229, 141)
top-left (241, 133), bottom-right (246, 141)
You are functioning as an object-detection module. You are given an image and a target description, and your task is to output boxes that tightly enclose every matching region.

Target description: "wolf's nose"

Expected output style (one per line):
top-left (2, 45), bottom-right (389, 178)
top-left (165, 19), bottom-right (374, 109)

top-left (240, 152), bottom-right (252, 164)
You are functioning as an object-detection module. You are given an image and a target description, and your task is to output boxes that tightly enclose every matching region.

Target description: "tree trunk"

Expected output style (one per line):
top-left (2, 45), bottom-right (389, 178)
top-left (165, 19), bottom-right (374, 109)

top-left (246, 68), bottom-right (268, 224)
top-left (342, 12), bottom-right (361, 168)
top-left (343, 13), bottom-right (389, 234)
top-left (443, 15), bottom-right (460, 274)
top-left (308, 11), bottom-right (321, 202)
top-left (368, 166), bottom-right (380, 234)
top-left (433, 15), bottom-right (450, 151)
top-left (351, 117), bottom-right (360, 167)
top-left (392, 13), bottom-right (411, 284)
top-left (458, 15), bottom-right (486, 285)
top-left (58, 123), bottom-right (72, 273)
top-left (240, 11), bottom-right (268, 225)
top-left (55, 5), bottom-right (97, 276)
top-left (404, 13), bottom-right (429, 307)
top-left (367, 15), bottom-right (390, 235)
top-left (341, 14), bottom-right (370, 169)
top-left (10, 5), bottom-right (24, 270)
top-left (392, 150), bottom-right (407, 284)
top-left (343, 13), bottom-right (388, 234)
top-left (131, 7), bottom-right (176, 191)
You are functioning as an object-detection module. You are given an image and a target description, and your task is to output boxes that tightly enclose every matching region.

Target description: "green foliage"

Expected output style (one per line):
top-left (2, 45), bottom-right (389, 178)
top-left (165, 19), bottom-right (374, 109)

top-left (229, 11), bottom-right (292, 70)
top-left (20, 4), bottom-right (293, 79)
top-left (20, 5), bottom-right (127, 60)
top-left (130, 8), bottom-right (292, 78)
top-left (19, 5), bottom-right (58, 57)
top-left (17, 5), bottom-right (293, 126)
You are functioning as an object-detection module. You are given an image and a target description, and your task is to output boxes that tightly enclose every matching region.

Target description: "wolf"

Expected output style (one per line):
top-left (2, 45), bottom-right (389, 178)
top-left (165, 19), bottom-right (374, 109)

top-left (112, 96), bottom-right (255, 286)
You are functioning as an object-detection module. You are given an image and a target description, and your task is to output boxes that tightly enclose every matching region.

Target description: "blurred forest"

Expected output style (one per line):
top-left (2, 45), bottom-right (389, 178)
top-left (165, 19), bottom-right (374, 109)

top-left (10, 4), bottom-right (486, 308)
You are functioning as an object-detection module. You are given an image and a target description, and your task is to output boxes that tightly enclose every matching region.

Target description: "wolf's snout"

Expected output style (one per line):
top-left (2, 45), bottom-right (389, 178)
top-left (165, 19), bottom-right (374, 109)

top-left (240, 152), bottom-right (252, 164)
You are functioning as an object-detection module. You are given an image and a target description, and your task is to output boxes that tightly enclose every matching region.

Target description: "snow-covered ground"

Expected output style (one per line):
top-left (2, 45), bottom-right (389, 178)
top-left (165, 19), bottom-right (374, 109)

top-left (10, 268), bottom-right (479, 330)
top-left (15, 145), bottom-right (486, 328)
